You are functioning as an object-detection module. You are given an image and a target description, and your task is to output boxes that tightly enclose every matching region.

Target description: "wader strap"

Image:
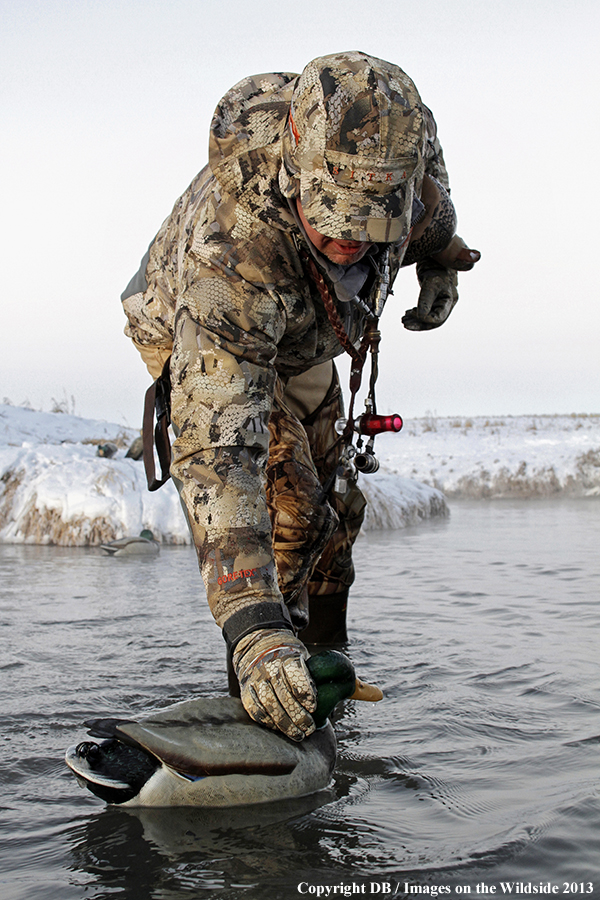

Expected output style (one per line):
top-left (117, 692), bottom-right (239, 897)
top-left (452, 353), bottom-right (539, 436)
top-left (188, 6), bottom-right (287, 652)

top-left (143, 357), bottom-right (172, 491)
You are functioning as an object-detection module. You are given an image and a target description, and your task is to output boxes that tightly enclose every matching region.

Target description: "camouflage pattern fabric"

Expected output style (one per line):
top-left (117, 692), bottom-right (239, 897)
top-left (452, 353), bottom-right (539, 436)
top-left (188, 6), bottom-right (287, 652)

top-left (232, 629), bottom-right (317, 741)
top-left (402, 263), bottom-right (459, 332)
top-left (402, 175), bottom-right (457, 268)
top-left (120, 54), bottom-right (454, 636)
top-left (300, 365), bottom-right (366, 600)
top-left (266, 377), bottom-right (338, 628)
top-left (281, 51), bottom-right (427, 243)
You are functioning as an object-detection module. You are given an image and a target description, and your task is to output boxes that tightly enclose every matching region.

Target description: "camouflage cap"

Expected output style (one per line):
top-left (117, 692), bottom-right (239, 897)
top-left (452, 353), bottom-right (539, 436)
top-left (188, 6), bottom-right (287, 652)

top-left (281, 51), bottom-right (426, 244)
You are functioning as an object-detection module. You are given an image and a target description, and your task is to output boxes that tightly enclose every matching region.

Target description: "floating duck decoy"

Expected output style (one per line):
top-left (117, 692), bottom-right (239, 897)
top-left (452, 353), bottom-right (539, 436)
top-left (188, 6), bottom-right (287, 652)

top-left (99, 529), bottom-right (160, 557)
top-left (125, 435), bottom-right (144, 460)
top-left (65, 651), bottom-right (382, 807)
top-left (96, 442), bottom-right (119, 458)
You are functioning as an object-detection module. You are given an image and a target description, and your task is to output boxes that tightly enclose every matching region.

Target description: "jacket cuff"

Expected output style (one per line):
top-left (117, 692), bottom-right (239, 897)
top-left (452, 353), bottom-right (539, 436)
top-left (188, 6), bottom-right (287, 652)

top-left (416, 258), bottom-right (458, 285)
top-left (222, 602), bottom-right (294, 654)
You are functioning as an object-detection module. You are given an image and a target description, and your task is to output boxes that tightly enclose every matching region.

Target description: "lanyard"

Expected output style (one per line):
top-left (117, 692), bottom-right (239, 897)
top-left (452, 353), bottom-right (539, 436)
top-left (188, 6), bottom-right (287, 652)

top-left (302, 253), bottom-right (401, 477)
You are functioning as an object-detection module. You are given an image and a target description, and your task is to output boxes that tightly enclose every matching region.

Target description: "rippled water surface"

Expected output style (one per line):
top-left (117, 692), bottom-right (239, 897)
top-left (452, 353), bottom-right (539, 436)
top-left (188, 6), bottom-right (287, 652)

top-left (1, 499), bottom-right (599, 899)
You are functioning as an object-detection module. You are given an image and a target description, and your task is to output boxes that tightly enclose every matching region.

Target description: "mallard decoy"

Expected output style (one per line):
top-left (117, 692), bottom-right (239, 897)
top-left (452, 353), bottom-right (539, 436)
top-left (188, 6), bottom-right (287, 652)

top-left (96, 442), bottom-right (119, 458)
top-left (99, 530), bottom-right (159, 557)
top-left (65, 651), bottom-right (382, 807)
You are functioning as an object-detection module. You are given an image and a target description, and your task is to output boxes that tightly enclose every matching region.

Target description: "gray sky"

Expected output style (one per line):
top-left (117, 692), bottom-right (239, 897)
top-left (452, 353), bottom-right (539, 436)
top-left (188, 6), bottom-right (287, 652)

top-left (2, 0), bottom-right (599, 426)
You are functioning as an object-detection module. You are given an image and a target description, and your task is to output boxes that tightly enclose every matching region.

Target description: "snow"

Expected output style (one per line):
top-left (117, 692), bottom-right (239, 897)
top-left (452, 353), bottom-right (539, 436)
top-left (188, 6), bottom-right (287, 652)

top-left (373, 413), bottom-right (600, 499)
top-left (1, 404), bottom-right (598, 546)
top-left (0, 405), bottom-right (184, 546)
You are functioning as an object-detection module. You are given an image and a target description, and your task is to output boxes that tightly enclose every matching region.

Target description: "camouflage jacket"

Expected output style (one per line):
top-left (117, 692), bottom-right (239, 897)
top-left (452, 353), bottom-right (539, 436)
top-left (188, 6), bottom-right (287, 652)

top-left (121, 72), bottom-right (450, 631)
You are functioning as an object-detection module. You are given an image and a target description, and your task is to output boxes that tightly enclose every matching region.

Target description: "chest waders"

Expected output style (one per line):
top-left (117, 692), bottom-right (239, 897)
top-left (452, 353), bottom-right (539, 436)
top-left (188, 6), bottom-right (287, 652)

top-left (296, 253), bottom-right (403, 646)
top-left (140, 252), bottom-right (403, 675)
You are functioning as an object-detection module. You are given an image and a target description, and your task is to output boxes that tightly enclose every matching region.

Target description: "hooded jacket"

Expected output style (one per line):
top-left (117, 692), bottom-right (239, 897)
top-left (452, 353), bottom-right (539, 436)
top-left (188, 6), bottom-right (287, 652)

top-left (121, 71), bottom-right (451, 631)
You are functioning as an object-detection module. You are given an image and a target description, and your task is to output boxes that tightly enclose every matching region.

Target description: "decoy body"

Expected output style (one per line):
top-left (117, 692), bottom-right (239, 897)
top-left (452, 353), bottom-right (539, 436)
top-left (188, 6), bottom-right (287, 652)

top-left (96, 442), bottom-right (118, 458)
top-left (99, 530), bottom-right (159, 557)
top-left (65, 651), bottom-right (382, 807)
top-left (124, 434), bottom-right (144, 460)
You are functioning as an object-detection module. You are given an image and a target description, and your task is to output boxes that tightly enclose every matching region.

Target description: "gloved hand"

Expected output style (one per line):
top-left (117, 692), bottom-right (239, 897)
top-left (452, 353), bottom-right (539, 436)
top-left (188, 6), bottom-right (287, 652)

top-left (232, 628), bottom-right (317, 741)
top-left (402, 266), bottom-right (459, 331)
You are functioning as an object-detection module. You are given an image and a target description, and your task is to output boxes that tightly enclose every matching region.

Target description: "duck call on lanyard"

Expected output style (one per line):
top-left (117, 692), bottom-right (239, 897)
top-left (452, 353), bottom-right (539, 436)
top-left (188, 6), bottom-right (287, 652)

top-left (304, 250), bottom-right (403, 479)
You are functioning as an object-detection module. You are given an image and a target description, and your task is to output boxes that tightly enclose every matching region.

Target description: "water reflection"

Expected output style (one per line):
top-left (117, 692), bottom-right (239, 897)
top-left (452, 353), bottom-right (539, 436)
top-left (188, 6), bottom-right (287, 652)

top-left (64, 790), bottom-right (360, 898)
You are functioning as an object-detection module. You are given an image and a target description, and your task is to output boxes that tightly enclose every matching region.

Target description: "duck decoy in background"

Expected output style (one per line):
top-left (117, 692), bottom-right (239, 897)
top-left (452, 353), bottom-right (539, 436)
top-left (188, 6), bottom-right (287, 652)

top-left (65, 650), bottom-right (383, 807)
top-left (96, 442), bottom-right (119, 458)
top-left (99, 529), bottom-right (160, 557)
top-left (125, 435), bottom-right (144, 460)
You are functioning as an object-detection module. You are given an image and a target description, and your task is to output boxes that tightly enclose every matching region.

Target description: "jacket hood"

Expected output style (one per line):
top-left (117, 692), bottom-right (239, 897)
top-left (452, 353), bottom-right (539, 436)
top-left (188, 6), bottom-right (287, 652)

top-left (208, 72), bottom-right (300, 233)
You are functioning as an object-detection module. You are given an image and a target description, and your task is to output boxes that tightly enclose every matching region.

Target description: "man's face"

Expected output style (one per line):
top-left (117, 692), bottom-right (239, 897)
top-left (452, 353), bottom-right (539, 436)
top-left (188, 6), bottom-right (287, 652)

top-left (296, 200), bottom-right (374, 266)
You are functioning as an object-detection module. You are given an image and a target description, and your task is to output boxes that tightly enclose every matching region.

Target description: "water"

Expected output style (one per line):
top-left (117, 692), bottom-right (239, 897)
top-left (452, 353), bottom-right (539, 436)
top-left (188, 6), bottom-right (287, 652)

top-left (1, 499), bottom-right (599, 899)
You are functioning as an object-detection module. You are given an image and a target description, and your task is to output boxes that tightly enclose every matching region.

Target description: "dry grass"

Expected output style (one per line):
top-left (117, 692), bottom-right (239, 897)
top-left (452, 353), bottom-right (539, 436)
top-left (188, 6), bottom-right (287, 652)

top-left (17, 499), bottom-right (118, 545)
top-left (0, 469), bottom-right (24, 531)
top-left (0, 465), bottom-right (119, 545)
top-left (446, 462), bottom-right (564, 499)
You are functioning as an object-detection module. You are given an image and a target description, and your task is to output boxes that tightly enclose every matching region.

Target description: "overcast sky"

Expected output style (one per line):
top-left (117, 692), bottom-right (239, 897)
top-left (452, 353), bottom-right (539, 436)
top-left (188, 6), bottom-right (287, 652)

top-left (2, 0), bottom-right (599, 427)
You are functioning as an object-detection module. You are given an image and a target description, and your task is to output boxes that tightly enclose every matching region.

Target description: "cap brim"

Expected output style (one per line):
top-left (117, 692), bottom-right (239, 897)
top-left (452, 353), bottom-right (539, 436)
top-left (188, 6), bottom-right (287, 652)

top-left (298, 173), bottom-right (411, 244)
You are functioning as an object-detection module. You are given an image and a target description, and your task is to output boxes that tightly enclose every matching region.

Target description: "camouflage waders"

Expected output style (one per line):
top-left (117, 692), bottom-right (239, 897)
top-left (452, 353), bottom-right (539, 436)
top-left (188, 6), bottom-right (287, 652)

top-left (295, 366), bottom-right (366, 644)
top-left (279, 362), bottom-right (366, 643)
top-left (227, 362), bottom-right (365, 694)
top-left (121, 55), bottom-right (472, 716)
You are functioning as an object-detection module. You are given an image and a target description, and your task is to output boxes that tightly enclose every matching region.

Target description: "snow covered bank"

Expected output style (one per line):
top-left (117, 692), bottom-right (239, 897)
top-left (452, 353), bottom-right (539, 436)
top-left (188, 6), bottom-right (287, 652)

top-left (2, 406), bottom-right (598, 547)
top-left (0, 406), bottom-right (186, 546)
top-left (360, 473), bottom-right (447, 529)
top-left (376, 414), bottom-right (600, 498)
top-left (0, 404), bottom-right (447, 546)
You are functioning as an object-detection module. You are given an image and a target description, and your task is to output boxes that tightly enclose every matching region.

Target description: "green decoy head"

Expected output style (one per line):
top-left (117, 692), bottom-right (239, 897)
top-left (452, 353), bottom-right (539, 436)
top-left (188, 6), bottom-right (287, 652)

top-left (306, 650), bottom-right (383, 728)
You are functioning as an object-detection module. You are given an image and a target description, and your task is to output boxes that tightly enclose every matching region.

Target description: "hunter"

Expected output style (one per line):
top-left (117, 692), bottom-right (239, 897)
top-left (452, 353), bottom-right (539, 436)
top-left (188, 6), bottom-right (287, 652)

top-left (121, 51), bottom-right (480, 741)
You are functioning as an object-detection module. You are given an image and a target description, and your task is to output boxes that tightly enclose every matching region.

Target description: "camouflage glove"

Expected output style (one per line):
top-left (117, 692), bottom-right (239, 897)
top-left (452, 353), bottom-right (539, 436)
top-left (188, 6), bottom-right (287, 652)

top-left (402, 265), bottom-right (458, 331)
top-left (232, 629), bottom-right (317, 741)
